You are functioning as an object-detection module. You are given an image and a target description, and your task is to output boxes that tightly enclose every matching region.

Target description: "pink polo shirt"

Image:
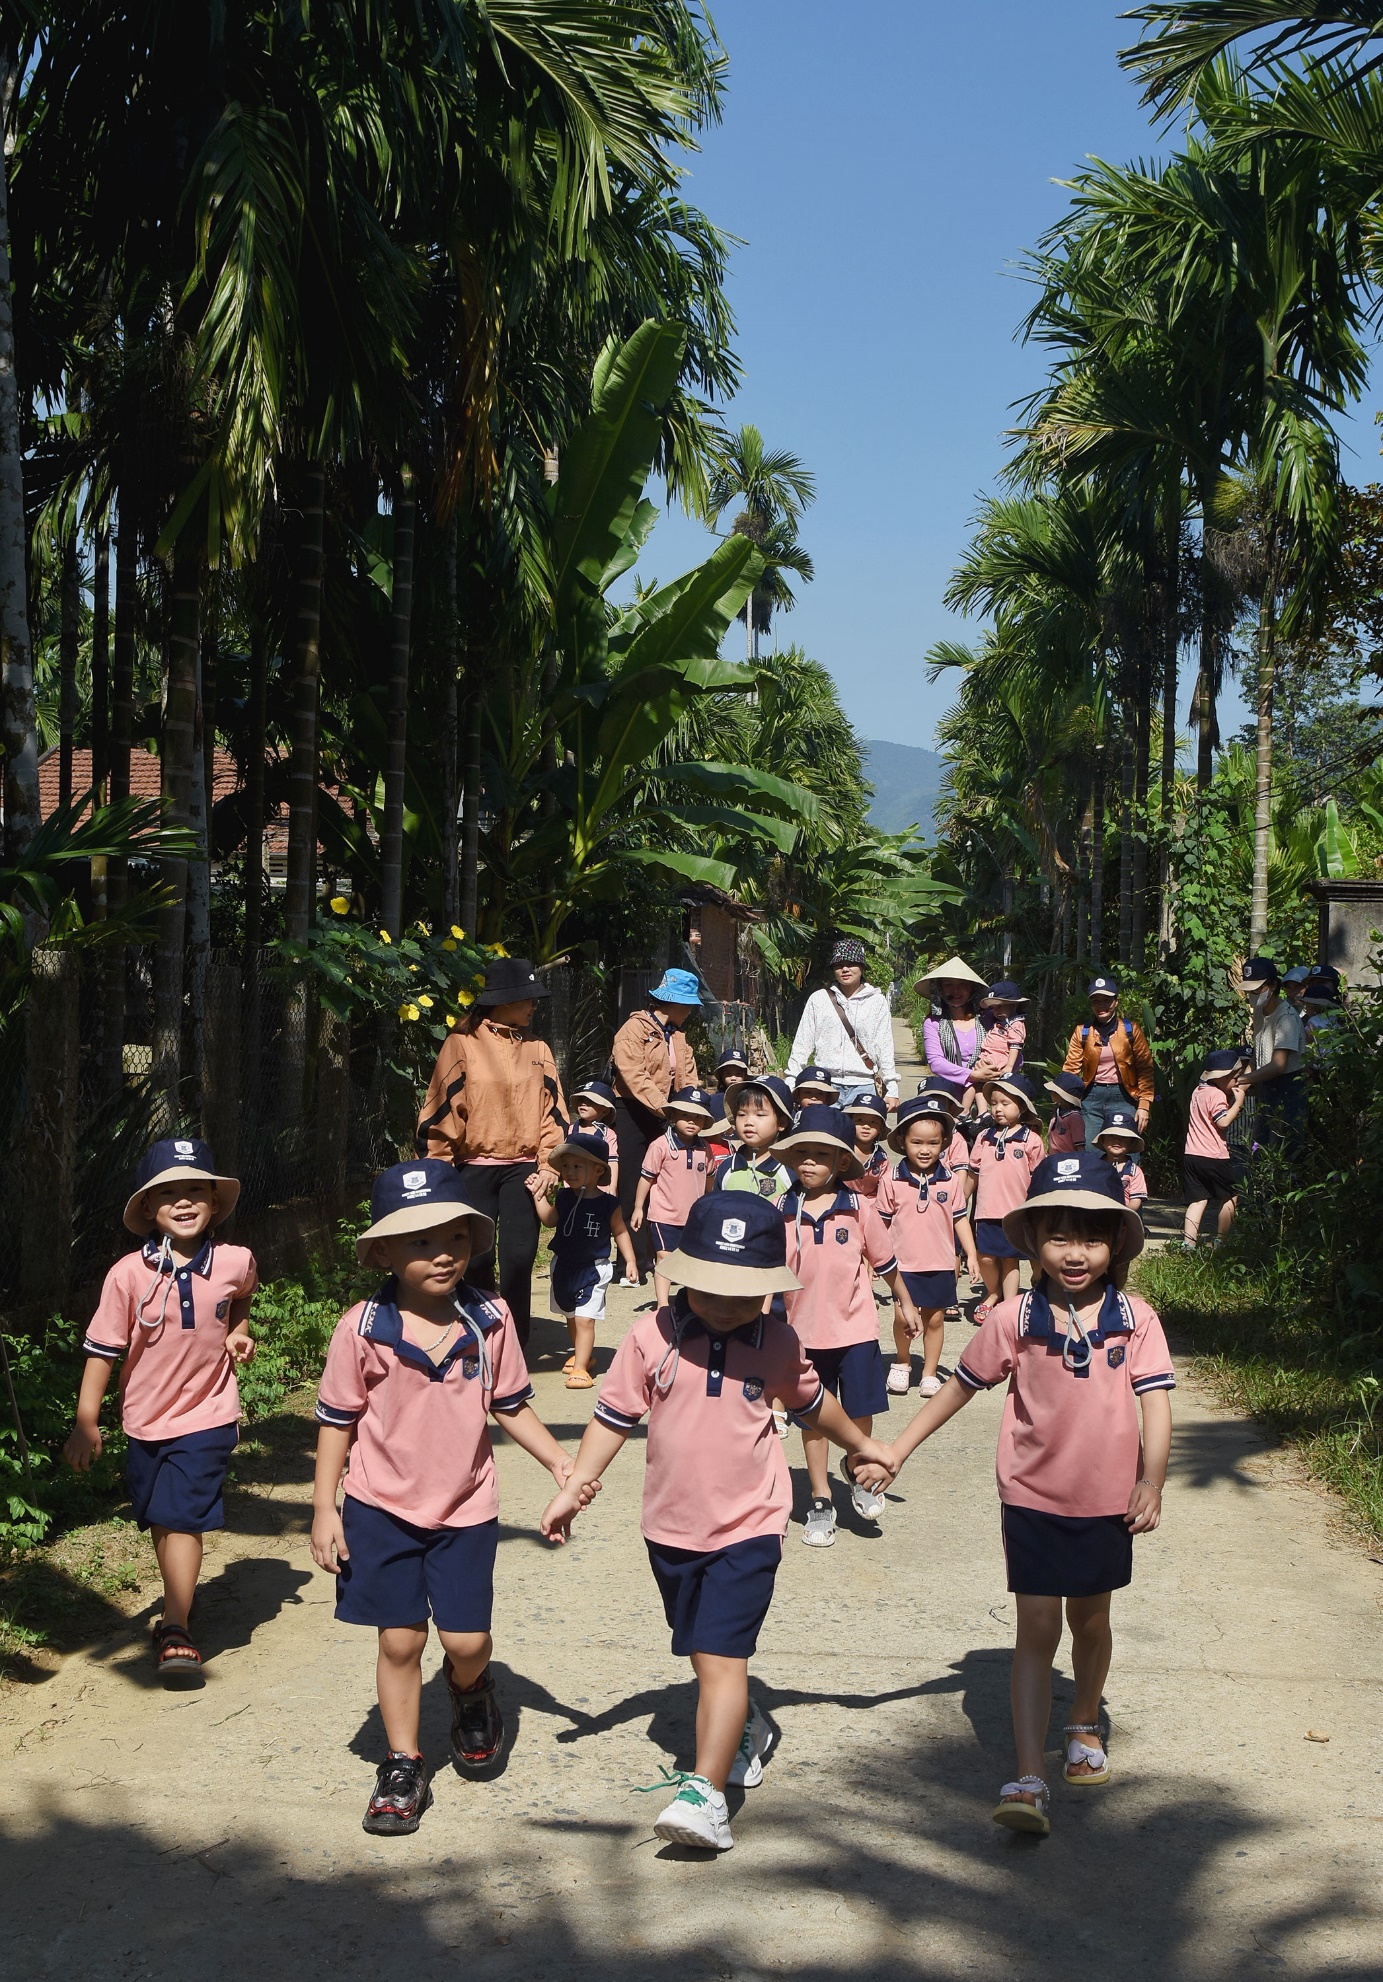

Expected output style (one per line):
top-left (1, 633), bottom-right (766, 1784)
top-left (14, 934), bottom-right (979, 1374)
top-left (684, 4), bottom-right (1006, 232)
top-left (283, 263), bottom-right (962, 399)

top-left (1047, 1111), bottom-right (1086, 1155)
top-left (854, 1146), bottom-right (890, 1199)
top-left (976, 1013), bottom-right (1027, 1073)
top-left (1185, 1086), bottom-right (1233, 1161)
top-left (315, 1283), bottom-right (533, 1530)
top-left (1106, 1157), bottom-right (1147, 1206)
top-left (781, 1187), bottom-right (898, 1350)
top-left (970, 1125), bottom-right (1046, 1222)
top-left (956, 1285), bottom-right (1175, 1518)
top-left (876, 1162), bottom-right (970, 1272)
top-left (947, 1131), bottom-right (972, 1172)
top-left (594, 1300), bottom-right (824, 1550)
top-left (641, 1130), bottom-right (710, 1224)
top-left (83, 1240), bottom-right (258, 1442)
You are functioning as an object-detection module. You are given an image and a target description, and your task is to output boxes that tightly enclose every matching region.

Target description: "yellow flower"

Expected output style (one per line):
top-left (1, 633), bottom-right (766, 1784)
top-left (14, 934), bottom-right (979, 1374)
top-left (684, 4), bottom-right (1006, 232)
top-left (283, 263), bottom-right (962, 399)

top-left (451, 926), bottom-right (465, 941)
top-left (446, 1013), bottom-right (457, 1028)
top-left (329, 896), bottom-right (351, 916)
top-left (456, 988), bottom-right (475, 1007)
top-left (380, 931), bottom-right (392, 945)
top-left (441, 939), bottom-right (457, 952)
top-left (489, 943), bottom-right (509, 958)
top-left (418, 994), bottom-right (433, 1008)
top-left (399, 1002), bottom-right (420, 1022)
top-left (408, 963), bottom-right (419, 972)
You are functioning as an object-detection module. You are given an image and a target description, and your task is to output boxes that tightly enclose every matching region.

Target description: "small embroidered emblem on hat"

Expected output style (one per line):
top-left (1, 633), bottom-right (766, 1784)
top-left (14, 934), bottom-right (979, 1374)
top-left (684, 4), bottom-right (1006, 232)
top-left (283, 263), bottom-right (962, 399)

top-left (721, 1217), bottom-right (746, 1245)
top-left (1057, 1158), bottom-right (1081, 1176)
top-left (402, 1169), bottom-right (428, 1190)
top-left (174, 1139), bottom-right (195, 1158)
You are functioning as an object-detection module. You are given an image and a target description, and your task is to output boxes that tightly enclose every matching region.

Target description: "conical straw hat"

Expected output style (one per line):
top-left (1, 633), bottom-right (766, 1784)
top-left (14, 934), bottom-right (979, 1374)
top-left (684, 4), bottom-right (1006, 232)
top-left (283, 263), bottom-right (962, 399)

top-left (913, 955), bottom-right (988, 994)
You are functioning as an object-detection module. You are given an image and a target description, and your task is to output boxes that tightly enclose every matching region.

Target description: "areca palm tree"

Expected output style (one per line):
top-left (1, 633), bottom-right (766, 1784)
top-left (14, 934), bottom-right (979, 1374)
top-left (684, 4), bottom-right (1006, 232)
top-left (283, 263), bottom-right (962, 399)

top-left (707, 424), bottom-right (816, 658)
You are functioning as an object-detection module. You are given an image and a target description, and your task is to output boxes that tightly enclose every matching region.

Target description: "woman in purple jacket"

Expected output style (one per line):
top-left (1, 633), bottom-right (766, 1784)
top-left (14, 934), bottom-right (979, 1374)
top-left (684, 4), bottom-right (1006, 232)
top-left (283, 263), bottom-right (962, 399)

top-left (915, 957), bottom-right (990, 1105)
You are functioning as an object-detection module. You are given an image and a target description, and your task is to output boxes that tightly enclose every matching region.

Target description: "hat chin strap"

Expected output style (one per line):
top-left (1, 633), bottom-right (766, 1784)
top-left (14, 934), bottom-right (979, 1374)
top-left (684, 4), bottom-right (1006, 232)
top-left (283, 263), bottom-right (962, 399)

top-left (135, 1235), bottom-right (177, 1330)
top-left (1062, 1298), bottom-right (1093, 1372)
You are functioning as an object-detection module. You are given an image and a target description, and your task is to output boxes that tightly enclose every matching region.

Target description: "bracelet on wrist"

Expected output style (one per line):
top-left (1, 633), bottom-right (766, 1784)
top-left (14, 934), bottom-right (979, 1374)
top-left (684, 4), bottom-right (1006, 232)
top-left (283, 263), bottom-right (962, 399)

top-left (1139, 1478), bottom-right (1162, 1491)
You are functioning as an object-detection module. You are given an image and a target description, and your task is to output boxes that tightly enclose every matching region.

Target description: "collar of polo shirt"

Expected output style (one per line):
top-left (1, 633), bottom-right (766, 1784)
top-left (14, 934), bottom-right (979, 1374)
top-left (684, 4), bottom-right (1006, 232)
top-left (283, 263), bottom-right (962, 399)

top-left (142, 1235), bottom-right (215, 1278)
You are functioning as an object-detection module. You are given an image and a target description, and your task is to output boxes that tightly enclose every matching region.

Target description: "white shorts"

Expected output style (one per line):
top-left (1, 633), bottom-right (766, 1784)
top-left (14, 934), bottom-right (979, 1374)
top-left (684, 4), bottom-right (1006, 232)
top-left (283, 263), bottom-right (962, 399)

top-left (550, 1257), bottom-right (614, 1321)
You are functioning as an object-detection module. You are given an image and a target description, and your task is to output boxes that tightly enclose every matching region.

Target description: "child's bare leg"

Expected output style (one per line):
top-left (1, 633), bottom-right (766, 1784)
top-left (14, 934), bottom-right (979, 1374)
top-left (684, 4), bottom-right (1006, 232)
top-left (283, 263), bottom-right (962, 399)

top-left (999, 1259), bottom-right (1021, 1300)
top-left (376, 1624), bottom-right (429, 1754)
top-left (1216, 1197), bottom-right (1237, 1237)
top-left (689, 1652), bottom-right (749, 1791)
top-left (439, 1626), bottom-right (493, 1692)
top-left (151, 1527), bottom-right (203, 1628)
top-left (1008, 1594), bottom-right (1063, 1799)
top-left (654, 1260), bottom-right (671, 1307)
top-left (891, 1312), bottom-right (912, 1370)
top-left (1064, 1593), bottom-right (1112, 1777)
top-left (801, 1419), bottom-right (831, 1498)
top-left (1183, 1198), bottom-right (1208, 1243)
top-left (569, 1314), bottom-right (595, 1372)
top-left (979, 1255), bottom-right (1001, 1302)
top-left (920, 1308), bottom-right (945, 1380)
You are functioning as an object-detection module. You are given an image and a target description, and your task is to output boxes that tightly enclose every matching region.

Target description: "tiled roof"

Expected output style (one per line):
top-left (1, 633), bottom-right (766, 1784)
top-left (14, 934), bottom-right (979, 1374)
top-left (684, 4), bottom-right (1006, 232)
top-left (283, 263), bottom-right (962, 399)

top-left (38, 745), bottom-right (241, 822)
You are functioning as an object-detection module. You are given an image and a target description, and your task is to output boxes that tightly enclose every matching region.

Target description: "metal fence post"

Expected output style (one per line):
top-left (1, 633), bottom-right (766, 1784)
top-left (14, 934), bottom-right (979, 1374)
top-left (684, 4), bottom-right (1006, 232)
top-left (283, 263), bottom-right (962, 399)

top-left (21, 947), bottom-right (79, 1310)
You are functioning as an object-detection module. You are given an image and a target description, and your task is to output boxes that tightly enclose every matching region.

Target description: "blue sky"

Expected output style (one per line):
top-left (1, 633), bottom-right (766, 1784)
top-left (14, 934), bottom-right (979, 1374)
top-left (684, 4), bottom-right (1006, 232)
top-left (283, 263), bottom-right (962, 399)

top-left (638, 0), bottom-right (1382, 751)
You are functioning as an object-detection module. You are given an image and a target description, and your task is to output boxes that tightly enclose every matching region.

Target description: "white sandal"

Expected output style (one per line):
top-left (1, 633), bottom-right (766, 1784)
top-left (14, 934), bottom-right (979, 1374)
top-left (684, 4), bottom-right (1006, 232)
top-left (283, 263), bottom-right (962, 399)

top-left (1063, 1722), bottom-right (1110, 1786)
top-left (886, 1361), bottom-right (911, 1394)
top-left (992, 1775), bottom-right (1050, 1835)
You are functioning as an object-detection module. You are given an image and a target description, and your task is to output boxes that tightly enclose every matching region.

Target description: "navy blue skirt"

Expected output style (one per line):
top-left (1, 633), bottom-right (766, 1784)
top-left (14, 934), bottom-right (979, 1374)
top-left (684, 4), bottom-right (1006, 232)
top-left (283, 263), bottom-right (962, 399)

top-left (901, 1269), bottom-right (957, 1311)
top-left (975, 1217), bottom-right (1022, 1260)
top-left (1001, 1504), bottom-right (1133, 1597)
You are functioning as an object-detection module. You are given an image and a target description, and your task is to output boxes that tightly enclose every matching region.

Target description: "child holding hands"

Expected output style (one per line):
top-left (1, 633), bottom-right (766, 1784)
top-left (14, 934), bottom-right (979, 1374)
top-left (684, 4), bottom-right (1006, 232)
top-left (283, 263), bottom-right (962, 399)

top-left (64, 1137), bottom-right (257, 1683)
top-left (853, 1150), bottom-right (1173, 1837)
top-left (970, 1074), bottom-right (1045, 1317)
top-left (311, 1160), bottom-right (574, 1836)
top-left (540, 1192), bottom-right (895, 1853)
top-left (878, 1095), bottom-right (980, 1397)
top-left (535, 1130), bottom-right (638, 1388)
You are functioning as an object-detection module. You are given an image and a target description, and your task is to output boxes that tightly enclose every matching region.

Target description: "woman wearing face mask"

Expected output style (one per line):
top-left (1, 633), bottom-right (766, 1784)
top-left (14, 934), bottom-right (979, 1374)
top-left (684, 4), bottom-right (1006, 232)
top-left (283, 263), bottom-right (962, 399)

top-left (1235, 957), bottom-right (1307, 1158)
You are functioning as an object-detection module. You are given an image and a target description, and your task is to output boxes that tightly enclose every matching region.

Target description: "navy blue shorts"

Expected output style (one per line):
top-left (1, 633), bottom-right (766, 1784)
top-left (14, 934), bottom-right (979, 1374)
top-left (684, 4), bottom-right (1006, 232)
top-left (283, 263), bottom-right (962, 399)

top-left (550, 1256), bottom-right (613, 1319)
top-left (649, 1220), bottom-right (683, 1255)
top-left (125, 1422), bottom-right (239, 1534)
top-left (805, 1339), bottom-right (889, 1418)
top-left (334, 1498), bottom-right (498, 1631)
top-left (975, 1217), bottom-right (1022, 1260)
top-left (901, 1269), bottom-right (957, 1311)
top-left (1001, 1504), bottom-right (1132, 1598)
top-left (647, 1533), bottom-right (782, 1657)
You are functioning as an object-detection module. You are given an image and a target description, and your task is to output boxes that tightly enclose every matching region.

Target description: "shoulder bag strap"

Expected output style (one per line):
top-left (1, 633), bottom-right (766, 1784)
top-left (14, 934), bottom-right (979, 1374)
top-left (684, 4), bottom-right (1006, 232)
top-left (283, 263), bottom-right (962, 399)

top-left (828, 987), bottom-right (876, 1071)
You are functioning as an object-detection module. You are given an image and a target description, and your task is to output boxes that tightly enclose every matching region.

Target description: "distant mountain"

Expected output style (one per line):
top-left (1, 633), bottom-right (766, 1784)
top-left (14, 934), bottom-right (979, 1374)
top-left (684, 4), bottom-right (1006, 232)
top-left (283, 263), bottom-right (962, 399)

top-left (863, 739), bottom-right (944, 838)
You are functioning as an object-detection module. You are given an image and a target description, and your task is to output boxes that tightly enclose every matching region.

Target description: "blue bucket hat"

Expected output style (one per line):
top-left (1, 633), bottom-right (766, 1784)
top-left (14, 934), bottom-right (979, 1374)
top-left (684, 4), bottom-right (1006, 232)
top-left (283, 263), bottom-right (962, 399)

top-left (723, 1073), bottom-right (795, 1126)
top-left (572, 1078), bottom-right (617, 1114)
top-left (1087, 974), bottom-right (1120, 998)
top-left (649, 968), bottom-right (702, 1007)
top-left (1001, 1149), bottom-right (1144, 1260)
top-left (698, 1092), bottom-right (729, 1135)
top-left (1044, 1071), bottom-right (1086, 1107)
top-left (987, 1071), bottom-right (1041, 1125)
top-left (124, 1135), bottom-right (241, 1234)
top-left (888, 1092), bottom-right (956, 1153)
top-left (792, 1064), bottom-right (840, 1100)
top-left (1200, 1049), bottom-right (1248, 1083)
top-left (842, 1091), bottom-right (889, 1123)
top-left (356, 1158), bottom-right (494, 1265)
top-left (660, 1190), bottom-right (801, 1295)
top-left (549, 1129), bottom-right (613, 1181)
top-left (773, 1103), bottom-right (864, 1178)
top-left (714, 1048), bottom-right (750, 1077)
top-left (1094, 1108), bottom-right (1143, 1152)
top-left (917, 1075), bottom-right (965, 1114)
top-left (663, 1085), bottom-right (715, 1123)
top-left (982, 979), bottom-right (1028, 1007)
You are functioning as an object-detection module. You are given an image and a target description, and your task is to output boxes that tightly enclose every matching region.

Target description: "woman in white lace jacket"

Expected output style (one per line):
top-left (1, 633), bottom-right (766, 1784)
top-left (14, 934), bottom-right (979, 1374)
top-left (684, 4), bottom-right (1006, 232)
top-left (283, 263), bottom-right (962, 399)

top-left (785, 939), bottom-right (898, 1110)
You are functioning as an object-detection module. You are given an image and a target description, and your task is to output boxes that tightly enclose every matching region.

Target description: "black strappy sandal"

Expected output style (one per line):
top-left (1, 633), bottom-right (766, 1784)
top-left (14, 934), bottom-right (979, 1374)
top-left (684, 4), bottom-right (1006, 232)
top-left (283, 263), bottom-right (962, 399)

top-left (152, 1619), bottom-right (203, 1685)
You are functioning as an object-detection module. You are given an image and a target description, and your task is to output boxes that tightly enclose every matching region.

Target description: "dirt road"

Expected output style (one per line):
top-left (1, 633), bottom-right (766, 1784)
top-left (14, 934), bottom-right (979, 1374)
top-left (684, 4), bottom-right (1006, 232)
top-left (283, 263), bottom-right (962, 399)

top-left (2, 1022), bottom-right (1379, 1980)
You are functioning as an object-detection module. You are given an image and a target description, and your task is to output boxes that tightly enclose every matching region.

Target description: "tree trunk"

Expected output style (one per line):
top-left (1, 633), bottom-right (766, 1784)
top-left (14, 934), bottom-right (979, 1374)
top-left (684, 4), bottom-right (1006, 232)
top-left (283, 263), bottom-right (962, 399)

top-left (1117, 710), bottom-right (1135, 968)
top-left (1158, 564), bottom-right (1179, 963)
top-left (1249, 562), bottom-right (1277, 952)
top-left (91, 521), bottom-right (110, 799)
top-left (284, 462), bottom-right (326, 942)
top-left (441, 520), bottom-right (459, 926)
top-left (58, 531), bottom-right (79, 810)
top-left (1090, 741), bottom-right (1106, 966)
top-left (379, 472), bottom-right (416, 939)
top-left (152, 542), bottom-right (200, 1127)
top-left (201, 575), bottom-right (218, 857)
top-left (0, 53), bottom-right (38, 867)
top-left (102, 504), bottom-right (136, 1096)
top-left (244, 620), bottom-right (268, 961)
top-left (460, 680), bottom-right (482, 935)
top-left (185, 628), bottom-right (210, 1119)
top-left (1000, 865), bottom-right (1014, 971)
top-left (1131, 658), bottom-right (1151, 970)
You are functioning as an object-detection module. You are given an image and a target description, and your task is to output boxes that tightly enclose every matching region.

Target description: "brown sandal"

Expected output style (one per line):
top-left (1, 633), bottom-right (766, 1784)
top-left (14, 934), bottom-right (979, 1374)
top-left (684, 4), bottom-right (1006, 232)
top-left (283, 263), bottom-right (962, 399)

top-left (152, 1620), bottom-right (202, 1684)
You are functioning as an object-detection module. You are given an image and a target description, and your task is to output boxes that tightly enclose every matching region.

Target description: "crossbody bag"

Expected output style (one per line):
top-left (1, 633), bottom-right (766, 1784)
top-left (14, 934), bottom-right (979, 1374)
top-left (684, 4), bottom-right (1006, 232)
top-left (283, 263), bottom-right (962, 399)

top-left (828, 988), bottom-right (886, 1096)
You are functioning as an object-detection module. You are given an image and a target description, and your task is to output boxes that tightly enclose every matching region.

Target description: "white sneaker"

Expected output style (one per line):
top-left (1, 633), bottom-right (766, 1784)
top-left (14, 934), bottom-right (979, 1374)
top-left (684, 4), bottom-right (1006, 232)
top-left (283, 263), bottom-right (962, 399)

top-left (886, 1361), bottom-right (911, 1395)
top-left (653, 1774), bottom-right (733, 1851)
top-left (918, 1373), bottom-right (943, 1399)
top-left (727, 1701), bottom-right (774, 1788)
top-left (842, 1454), bottom-right (886, 1522)
top-left (802, 1498), bottom-right (837, 1546)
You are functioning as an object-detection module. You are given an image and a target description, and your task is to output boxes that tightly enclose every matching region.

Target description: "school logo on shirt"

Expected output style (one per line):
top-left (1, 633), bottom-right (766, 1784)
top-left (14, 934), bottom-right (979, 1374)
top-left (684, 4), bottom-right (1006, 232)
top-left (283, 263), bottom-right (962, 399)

top-left (1107, 1344), bottom-right (1125, 1369)
top-left (937, 1190), bottom-right (948, 1205)
top-left (835, 1227), bottom-right (851, 1244)
top-left (215, 1298), bottom-right (230, 1319)
top-left (461, 1355), bottom-right (480, 1380)
top-left (742, 1376), bottom-right (765, 1402)
top-left (757, 1178), bottom-right (777, 1198)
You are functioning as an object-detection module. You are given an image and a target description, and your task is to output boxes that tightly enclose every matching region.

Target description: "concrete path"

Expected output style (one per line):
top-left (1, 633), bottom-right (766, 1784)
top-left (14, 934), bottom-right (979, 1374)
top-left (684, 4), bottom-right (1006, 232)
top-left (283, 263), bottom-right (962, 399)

top-left (2, 1021), bottom-right (1380, 1980)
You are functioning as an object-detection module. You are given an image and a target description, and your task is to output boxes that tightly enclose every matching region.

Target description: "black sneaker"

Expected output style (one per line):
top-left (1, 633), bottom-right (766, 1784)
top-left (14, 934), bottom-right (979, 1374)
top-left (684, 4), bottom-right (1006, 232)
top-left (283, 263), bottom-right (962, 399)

top-left (448, 1663), bottom-right (505, 1774)
top-left (362, 1750), bottom-right (432, 1835)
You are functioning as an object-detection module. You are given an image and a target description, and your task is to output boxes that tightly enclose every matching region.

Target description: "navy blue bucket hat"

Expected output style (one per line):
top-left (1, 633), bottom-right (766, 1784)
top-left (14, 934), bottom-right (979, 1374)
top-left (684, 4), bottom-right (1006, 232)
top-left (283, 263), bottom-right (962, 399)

top-left (549, 1130), bottom-right (612, 1181)
top-left (1002, 1150), bottom-right (1144, 1260)
top-left (356, 1158), bottom-right (494, 1265)
top-left (662, 1085), bottom-right (715, 1124)
top-left (1200, 1049), bottom-right (1248, 1083)
top-left (792, 1064), bottom-right (840, 1100)
top-left (723, 1073), bottom-right (795, 1126)
top-left (660, 1191), bottom-right (801, 1296)
top-left (124, 1136), bottom-right (240, 1234)
top-left (982, 979), bottom-right (1028, 1007)
top-left (772, 1104), bottom-right (864, 1178)
top-left (1044, 1071), bottom-right (1086, 1106)
top-left (572, 1079), bottom-right (617, 1114)
top-left (842, 1091), bottom-right (889, 1123)
top-left (888, 1093), bottom-right (956, 1153)
top-left (917, 1075), bottom-right (965, 1114)
top-left (987, 1072), bottom-right (1041, 1125)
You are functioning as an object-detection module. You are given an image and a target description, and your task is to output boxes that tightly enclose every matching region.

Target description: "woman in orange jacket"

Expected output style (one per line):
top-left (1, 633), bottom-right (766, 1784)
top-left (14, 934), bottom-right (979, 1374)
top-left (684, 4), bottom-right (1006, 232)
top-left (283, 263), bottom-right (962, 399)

top-left (416, 956), bottom-right (567, 1346)
top-left (1061, 974), bottom-right (1155, 1150)
top-left (609, 967), bottom-right (701, 1277)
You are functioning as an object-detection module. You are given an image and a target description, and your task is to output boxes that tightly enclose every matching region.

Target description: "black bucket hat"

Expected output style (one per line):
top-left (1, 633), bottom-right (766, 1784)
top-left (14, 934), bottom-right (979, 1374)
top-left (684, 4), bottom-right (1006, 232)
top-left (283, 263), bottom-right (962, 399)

top-left (549, 1130), bottom-right (612, 1183)
top-left (476, 956), bottom-right (548, 1006)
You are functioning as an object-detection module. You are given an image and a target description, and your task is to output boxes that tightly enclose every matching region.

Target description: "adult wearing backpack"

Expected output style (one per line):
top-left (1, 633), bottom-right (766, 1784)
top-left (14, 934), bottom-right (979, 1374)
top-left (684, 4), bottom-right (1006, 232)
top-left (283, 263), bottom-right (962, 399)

top-left (1061, 973), bottom-right (1155, 1149)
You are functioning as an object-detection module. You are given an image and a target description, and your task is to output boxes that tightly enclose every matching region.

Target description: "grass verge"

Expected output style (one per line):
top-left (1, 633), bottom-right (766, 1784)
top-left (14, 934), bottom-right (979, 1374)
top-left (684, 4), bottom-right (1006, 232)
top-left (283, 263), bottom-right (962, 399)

top-left (1133, 1246), bottom-right (1383, 1546)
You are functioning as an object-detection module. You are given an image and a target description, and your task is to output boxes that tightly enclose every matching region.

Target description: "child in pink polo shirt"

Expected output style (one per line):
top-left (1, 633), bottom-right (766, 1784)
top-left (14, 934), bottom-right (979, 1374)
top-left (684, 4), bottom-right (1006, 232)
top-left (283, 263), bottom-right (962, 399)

top-left (855, 1150), bottom-right (1173, 1838)
top-left (773, 1105), bottom-right (920, 1546)
top-left (1094, 1111), bottom-right (1147, 1287)
top-left (843, 1092), bottom-right (892, 1198)
top-left (632, 1086), bottom-right (715, 1307)
top-left (1044, 1073), bottom-right (1087, 1155)
top-left (970, 1075), bottom-right (1045, 1316)
top-left (878, 1096), bottom-right (980, 1398)
top-left (973, 980), bottom-right (1028, 1091)
top-left (1182, 1050), bottom-right (1249, 1248)
top-left (64, 1137), bottom-right (257, 1685)
top-left (311, 1160), bottom-right (574, 1838)
top-left (540, 1191), bottom-right (894, 1853)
